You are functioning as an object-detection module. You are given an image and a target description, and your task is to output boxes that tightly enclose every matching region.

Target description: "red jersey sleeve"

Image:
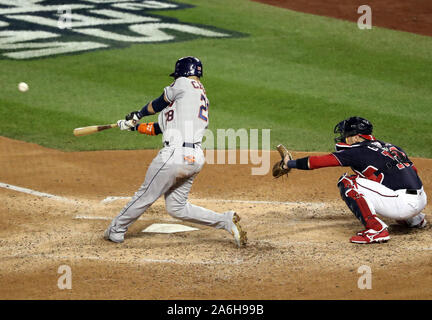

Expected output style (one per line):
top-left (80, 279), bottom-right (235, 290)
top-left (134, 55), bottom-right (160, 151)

top-left (309, 154), bottom-right (342, 169)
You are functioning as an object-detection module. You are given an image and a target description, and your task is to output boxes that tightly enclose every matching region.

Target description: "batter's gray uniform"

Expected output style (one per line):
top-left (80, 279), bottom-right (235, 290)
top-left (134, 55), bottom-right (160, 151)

top-left (105, 77), bottom-right (236, 242)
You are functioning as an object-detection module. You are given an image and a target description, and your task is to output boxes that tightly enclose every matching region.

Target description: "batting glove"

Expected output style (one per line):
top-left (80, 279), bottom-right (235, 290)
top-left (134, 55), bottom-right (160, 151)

top-left (117, 119), bottom-right (136, 131)
top-left (125, 111), bottom-right (142, 121)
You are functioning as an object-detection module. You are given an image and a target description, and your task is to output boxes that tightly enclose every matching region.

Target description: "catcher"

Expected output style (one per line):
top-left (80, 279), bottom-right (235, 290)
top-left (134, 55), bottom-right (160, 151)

top-left (273, 116), bottom-right (428, 244)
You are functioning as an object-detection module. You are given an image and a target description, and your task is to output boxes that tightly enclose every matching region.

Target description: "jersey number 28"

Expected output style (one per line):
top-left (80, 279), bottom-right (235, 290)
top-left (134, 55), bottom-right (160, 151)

top-left (198, 94), bottom-right (209, 122)
top-left (165, 109), bottom-right (174, 122)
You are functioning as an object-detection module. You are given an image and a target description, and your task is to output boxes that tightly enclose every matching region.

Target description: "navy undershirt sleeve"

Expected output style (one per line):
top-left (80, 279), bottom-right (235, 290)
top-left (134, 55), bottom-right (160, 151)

top-left (152, 93), bottom-right (169, 112)
top-left (138, 93), bottom-right (169, 117)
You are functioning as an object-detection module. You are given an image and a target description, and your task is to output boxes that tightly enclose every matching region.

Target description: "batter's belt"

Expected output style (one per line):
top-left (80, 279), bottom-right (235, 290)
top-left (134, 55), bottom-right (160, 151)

top-left (164, 141), bottom-right (198, 148)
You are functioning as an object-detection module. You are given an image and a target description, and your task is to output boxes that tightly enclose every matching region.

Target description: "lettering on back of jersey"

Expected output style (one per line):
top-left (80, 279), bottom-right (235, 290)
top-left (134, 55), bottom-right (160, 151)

top-left (198, 94), bottom-right (209, 122)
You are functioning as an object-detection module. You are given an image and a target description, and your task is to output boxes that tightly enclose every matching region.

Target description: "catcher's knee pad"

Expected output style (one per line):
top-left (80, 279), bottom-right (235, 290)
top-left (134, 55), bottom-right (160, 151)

top-left (337, 174), bottom-right (373, 226)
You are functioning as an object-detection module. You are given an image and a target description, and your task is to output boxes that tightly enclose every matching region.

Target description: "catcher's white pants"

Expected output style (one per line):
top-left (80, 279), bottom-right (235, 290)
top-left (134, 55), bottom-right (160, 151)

top-left (109, 145), bottom-right (233, 235)
top-left (355, 177), bottom-right (427, 225)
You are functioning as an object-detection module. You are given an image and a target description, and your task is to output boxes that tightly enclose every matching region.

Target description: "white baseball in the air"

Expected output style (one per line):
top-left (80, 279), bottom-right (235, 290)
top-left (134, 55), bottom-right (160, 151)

top-left (18, 82), bottom-right (29, 92)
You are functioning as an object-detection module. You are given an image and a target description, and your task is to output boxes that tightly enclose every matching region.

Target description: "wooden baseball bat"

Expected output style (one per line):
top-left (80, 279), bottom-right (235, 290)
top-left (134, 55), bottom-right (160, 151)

top-left (73, 123), bottom-right (118, 137)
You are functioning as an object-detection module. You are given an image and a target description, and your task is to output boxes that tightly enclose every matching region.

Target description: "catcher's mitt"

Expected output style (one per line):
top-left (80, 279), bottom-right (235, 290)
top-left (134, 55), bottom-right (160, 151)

top-left (272, 144), bottom-right (293, 178)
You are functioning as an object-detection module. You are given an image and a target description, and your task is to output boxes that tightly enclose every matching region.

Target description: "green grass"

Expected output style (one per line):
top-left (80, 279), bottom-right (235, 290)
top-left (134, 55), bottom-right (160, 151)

top-left (1, 0), bottom-right (431, 156)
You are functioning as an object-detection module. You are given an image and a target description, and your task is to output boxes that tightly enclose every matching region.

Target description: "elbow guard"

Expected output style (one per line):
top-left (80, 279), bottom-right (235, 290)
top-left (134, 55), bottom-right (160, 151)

top-left (137, 122), bottom-right (161, 136)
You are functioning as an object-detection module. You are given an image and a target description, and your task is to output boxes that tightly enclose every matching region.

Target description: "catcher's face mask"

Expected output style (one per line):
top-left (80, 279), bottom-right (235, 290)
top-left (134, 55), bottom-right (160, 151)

top-left (334, 120), bottom-right (348, 143)
top-left (334, 117), bottom-right (373, 143)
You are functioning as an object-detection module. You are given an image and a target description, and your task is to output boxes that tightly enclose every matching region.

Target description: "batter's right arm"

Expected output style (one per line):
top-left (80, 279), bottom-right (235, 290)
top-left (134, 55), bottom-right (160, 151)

top-left (126, 93), bottom-right (170, 120)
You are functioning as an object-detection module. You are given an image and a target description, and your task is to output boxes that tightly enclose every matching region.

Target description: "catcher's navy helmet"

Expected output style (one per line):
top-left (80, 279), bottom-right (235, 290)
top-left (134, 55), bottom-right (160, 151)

top-left (170, 56), bottom-right (203, 78)
top-left (334, 116), bottom-right (373, 143)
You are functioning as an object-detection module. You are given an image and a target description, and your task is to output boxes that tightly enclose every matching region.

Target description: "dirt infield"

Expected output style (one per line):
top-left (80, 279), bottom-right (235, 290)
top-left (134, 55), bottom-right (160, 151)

top-left (0, 136), bottom-right (431, 299)
top-left (254, 0), bottom-right (432, 37)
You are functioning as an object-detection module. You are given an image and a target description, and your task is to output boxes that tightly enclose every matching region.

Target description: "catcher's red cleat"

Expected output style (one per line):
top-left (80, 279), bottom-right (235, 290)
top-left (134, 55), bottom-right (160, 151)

top-left (350, 228), bottom-right (390, 244)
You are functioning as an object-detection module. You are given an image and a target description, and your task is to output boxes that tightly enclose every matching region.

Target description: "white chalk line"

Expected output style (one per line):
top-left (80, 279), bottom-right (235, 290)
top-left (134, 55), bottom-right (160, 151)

top-left (0, 182), bottom-right (78, 203)
top-left (101, 196), bottom-right (130, 203)
top-left (75, 215), bottom-right (111, 220)
top-left (198, 198), bottom-right (326, 209)
top-left (101, 196), bottom-right (326, 209)
top-left (0, 182), bottom-right (326, 210)
top-left (74, 215), bottom-right (178, 222)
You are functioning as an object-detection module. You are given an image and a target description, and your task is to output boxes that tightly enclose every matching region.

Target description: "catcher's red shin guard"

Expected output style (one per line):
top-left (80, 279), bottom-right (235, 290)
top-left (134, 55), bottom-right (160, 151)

top-left (337, 174), bottom-right (383, 231)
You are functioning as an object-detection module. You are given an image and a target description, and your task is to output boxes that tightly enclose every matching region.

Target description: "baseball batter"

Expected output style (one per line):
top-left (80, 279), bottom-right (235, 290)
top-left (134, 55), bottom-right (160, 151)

top-left (104, 56), bottom-right (247, 247)
top-left (273, 117), bottom-right (427, 244)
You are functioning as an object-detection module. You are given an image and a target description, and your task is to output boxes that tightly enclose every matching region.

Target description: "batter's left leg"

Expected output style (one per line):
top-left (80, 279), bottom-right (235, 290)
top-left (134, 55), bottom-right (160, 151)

top-left (164, 175), bottom-right (247, 246)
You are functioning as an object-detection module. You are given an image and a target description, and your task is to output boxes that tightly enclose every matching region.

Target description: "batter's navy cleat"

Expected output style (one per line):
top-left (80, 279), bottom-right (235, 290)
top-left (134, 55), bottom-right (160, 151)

top-left (350, 227), bottom-right (390, 244)
top-left (396, 214), bottom-right (427, 229)
top-left (104, 227), bottom-right (124, 243)
top-left (417, 218), bottom-right (428, 228)
top-left (228, 211), bottom-right (247, 248)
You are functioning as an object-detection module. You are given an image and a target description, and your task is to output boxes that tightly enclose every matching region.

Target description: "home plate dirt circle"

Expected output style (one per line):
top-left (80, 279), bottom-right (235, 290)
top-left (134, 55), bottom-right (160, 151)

top-left (0, 137), bottom-right (431, 299)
